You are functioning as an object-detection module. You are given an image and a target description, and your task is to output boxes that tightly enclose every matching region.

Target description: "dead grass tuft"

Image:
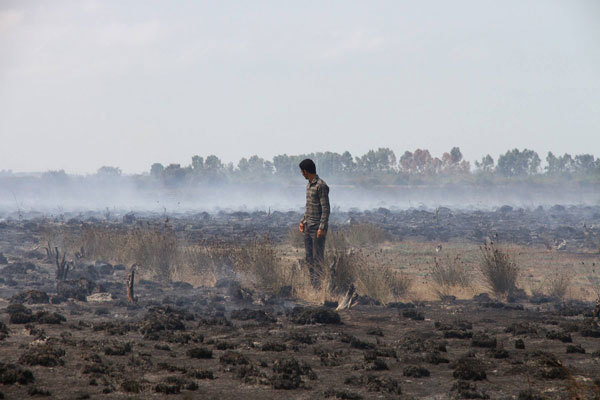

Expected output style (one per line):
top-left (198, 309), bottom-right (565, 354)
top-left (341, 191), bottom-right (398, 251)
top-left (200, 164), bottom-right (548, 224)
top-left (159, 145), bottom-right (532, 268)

top-left (530, 270), bottom-right (572, 301)
top-left (479, 243), bottom-right (520, 297)
top-left (318, 232), bottom-right (410, 304)
top-left (286, 226), bottom-right (305, 249)
top-left (287, 223), bottom-right (388, 249)
top-left (341, 223), bottom-right (388, 247)
top-left (42, 224), bottom-right (406, 304)
top-left (179, 242), bottom-right (236, 287)
top-left (77, 222), bottom-right (178, 281)
top-left (429, 255), bottom-right (471, 299)
top-left (230, 238), bottom-right (284, 291)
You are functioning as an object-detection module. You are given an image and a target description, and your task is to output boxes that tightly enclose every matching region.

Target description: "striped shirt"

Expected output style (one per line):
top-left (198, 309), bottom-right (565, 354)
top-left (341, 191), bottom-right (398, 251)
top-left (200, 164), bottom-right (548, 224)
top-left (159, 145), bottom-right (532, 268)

top-left (301, 175), bottom-right (330, 231)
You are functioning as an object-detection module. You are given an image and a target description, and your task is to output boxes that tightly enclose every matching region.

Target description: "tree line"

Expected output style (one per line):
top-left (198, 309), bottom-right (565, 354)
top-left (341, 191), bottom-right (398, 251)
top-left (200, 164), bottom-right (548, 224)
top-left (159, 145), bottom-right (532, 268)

top-left (142, 147), bottom-right (599, 185)
top-left (3, 147), bottom-right (597, 186)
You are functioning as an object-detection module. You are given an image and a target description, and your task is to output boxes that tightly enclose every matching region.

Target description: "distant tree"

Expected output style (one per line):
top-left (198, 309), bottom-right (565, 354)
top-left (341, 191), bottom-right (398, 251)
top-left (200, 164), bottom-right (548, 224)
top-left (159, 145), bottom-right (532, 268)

top-left (441, 147), bottom-right (467, 174)
top-left (163, 163), bottom-right (186, 184)
top-left (191, 155), bottom-right (204, 171)
top-left (42, 170), bottom-right (69, 183)
top-left (545, 152), bottom-right (559, 174)
top-left (96, 166), bottom-right (122, 177)
top-left (248, 155), bottom-right (273, 174)
top-left (450, 147), bottom-right (463, 163)
top-left (237, 155), bottom-right (273, 178)
top-left (273, 154), bottom-right (293, 176)
top-left (474, 154), bottom-right (494, 173)
top-left (574, 154), bottom-right (596, 175)
top-left (341, 151), bottom-right (355, 173)
top-left (150, 163), bottom-right (164, 178)
top-left (356, 148), bottom-right (396, 173)
top-left (409, 149), bottom-right (441, 175)
top-left (545, 152), bottom-right (575, 175)
top-left (204, 155), bottom-right (226, 182)
top-left (204, 155), bottom-right (223, 171)
top-left (457, 160), bottom-right (471, 174)
top-left (496, 149), bottom-right (540, 177)
top-left (237, 157), bottom-right (250, 173)
top-left (399, 151), bottom-right (413, 172)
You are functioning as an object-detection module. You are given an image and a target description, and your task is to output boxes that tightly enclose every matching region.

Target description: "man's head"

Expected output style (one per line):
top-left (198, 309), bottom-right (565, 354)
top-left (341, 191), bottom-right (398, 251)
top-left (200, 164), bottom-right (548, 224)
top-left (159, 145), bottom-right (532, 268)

top-left (299, 158), bottom-right (316, 180)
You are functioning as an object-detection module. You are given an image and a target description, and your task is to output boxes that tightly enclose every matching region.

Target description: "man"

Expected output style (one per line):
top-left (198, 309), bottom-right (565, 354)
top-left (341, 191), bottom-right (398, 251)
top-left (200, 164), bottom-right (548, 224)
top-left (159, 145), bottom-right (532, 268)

top-left (298, 159), bottom-right (330, 287)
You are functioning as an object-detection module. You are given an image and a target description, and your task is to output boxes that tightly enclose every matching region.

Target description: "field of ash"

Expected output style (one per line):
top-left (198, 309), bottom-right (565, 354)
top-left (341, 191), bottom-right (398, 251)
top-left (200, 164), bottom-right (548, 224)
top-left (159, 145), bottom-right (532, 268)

top-left (0, 206), bottom-right (599, 399)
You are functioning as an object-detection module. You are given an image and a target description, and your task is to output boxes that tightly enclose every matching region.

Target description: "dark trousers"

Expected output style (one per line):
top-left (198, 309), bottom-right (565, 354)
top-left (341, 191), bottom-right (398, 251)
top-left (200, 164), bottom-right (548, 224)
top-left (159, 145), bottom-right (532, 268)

top-left (304, 227), bottom-right (326, 284)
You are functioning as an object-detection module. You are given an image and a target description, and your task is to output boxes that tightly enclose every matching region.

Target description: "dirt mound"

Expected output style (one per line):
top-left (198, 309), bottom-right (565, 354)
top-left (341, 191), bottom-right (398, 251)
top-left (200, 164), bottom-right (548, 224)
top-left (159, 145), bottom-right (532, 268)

top-left (471, 332), bottom-right (497, 348)
top-left (271, 356), bottom-right (316, 390)
top-left (10, 290), bottom-right (49, 304)
top-left (138, 306), bottom-right (192, 339)
top-left (230, 308), bottom-right (276, 324)
top-left (0, 322), bottom-right (7, 341)
top-left (452, 357), bottom-right (487, 381)
top-left (2, 262), bottom-right (37, 275)
top-left (403, 365), bottom-right (430, 378)
top-left (104, 342), bottom-right (132, 356)
top-left (19, 344), bottom-right (65, 367)
top-left (220, 351), bottom-right (249, 366)
top-left (56, 278), bottom-right (95, 301)
top-left (345, 374), bottom-right (402, 394)
top-left (451, 381), bottom-right (489, 399)
top-left (6, 304), bottom-right (65, 325)
top-left (187, 347), bottom-right (213, 359)
top-left (505, 322), bottom-right (539, 336)
top-left (0, 363), bottom-right (34, 385)
top-left (287, 306), bottom-right (341, 324)
top-left (526, 351), bottom-right (567, 379)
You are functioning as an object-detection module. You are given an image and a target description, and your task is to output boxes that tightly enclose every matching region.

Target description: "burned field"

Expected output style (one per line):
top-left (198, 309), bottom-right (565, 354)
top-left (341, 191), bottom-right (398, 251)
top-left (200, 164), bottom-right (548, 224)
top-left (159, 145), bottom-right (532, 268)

top-left (0, 206), bottom-right (599, 399)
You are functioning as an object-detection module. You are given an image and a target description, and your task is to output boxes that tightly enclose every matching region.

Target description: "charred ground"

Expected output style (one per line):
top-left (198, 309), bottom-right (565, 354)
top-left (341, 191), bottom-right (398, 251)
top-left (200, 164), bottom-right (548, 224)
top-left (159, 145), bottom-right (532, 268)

top-left (0, 206), bottom-right (599, 399)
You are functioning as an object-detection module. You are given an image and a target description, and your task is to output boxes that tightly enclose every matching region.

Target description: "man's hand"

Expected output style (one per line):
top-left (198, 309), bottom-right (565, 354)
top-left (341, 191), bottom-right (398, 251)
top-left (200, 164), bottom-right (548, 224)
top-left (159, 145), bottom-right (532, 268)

top-left (317, 229), bottom-right (325, 238)
top-left (299, 222), bottom-right (305, 233)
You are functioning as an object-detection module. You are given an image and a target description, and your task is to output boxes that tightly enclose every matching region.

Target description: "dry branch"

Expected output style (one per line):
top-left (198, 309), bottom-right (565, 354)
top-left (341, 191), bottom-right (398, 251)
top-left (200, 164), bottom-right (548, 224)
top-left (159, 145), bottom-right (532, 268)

top-left (336, 283), bottom-right (358, 311)
top-left (55, 247), bottom-right (69, 281)
top-left (44, 241), bottom-right (57, 261)
top-left (127, 264), bottom-right (137, 303)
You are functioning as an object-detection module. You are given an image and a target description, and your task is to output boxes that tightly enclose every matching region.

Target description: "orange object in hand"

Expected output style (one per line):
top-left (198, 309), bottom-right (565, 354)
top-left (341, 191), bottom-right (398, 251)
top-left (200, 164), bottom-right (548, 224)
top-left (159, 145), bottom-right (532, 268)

top-left (317, 229), bottom-right (325, 238)
top-left (299, 222), bottom-right (304, 233)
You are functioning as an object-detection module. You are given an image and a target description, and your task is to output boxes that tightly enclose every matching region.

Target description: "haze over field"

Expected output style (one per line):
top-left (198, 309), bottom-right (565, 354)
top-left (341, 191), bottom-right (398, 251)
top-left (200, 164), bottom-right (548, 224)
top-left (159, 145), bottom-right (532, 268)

top-left (1, 0), bottom-right (599, 175)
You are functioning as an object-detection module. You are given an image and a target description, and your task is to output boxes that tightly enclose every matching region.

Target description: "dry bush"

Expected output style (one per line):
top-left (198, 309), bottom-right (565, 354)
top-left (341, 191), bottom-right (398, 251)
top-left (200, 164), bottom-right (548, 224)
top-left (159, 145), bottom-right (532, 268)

top-left (530, 271), bottom-right (572, 301)
top-left (429, 255), bottom-right (471, 299)
top-left (78, 223), bottom-right (178, 281)
top-left (52, 222), bottom-right (406, 304)
top-left (479, 243), bottom-right (520, 296)
top-left (323, 231), bottom-right (355, 293)
top-left (129, 225), bottom-right (178, 281)
top-left (79, 225), bottom-right (123, 261)
top-left (287, 222), bottom-right (388, 249)
top-left (353, 262), bottom-right (411, 302)
top-left (230, 238), bottom-right (284, 291)
top-left (316, 231), bottom-right (410, 304)
top-left (181, 239), bottom-right (288, 290)
top-left (179, 242), bottom-right (236, 286)
top-left (340, 223), bottom-right (388, 247)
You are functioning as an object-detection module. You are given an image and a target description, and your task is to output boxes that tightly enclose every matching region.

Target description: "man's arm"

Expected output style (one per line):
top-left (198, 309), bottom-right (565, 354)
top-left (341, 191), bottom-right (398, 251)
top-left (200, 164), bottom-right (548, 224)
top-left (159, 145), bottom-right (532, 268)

top-left (318, 184), bottom-right (330, 231)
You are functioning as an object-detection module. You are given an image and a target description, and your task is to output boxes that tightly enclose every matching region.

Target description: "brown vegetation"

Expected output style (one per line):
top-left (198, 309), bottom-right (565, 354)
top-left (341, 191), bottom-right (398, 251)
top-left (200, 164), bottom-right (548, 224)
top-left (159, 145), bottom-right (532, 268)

top-left (479, 243), bottom-right (520, 297)
top-left (530, 270), bottom-right (572, 301)
top-left (52, 223), bottom-right (408, 305)
top-left (429, 254), bottom-right (471, 299)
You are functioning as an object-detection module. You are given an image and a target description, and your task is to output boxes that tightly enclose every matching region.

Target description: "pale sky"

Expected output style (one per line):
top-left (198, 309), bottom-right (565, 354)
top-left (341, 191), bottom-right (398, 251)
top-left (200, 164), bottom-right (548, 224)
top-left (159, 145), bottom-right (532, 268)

top-left (1, 0), bottom-right (599, 174)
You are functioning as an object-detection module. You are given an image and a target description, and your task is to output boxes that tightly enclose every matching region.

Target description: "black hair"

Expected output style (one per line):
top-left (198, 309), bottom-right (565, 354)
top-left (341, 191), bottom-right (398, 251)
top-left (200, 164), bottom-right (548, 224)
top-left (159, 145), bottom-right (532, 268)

top-left (299, 158), bottom-right (316, 174)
